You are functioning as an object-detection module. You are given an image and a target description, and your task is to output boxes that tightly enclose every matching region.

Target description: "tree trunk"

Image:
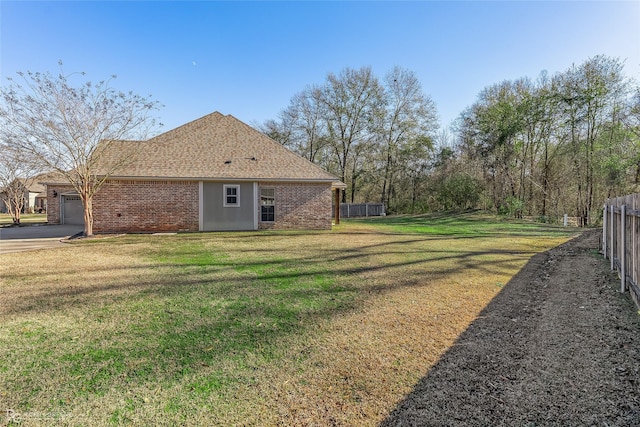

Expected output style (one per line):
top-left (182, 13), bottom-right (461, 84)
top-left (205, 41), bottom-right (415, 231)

top-left (83, 196), bottom-right (94, 236)
top-left (381, 145), bottom-right (393, 206)
top-left (541, 142), bottom-right (548, 217)
top-left (350, 159), bottom-right (358, 203)
top-left (6, 194), bottom-right (24, 225)
top-left (341, 151), bottom-right (348, 203)
top-left (11, 201), bottom-right (21, 225)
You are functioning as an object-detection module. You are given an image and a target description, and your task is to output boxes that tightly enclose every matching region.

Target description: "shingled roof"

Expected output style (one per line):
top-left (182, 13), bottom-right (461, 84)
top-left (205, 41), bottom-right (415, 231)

top-left (95, 112), bottom-right (344, 186)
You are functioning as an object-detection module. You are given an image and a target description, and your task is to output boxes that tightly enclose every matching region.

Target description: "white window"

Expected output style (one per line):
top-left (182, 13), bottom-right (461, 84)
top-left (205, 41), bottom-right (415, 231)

top-left (223, 185), bottom-right (240, 207)
top-left (260, 187), bottom-right (275, 222)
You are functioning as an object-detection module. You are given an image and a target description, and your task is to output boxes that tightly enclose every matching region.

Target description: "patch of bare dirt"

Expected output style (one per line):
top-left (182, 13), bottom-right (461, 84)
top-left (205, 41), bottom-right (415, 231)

top-left (382, 230), bottom-right (640, 426)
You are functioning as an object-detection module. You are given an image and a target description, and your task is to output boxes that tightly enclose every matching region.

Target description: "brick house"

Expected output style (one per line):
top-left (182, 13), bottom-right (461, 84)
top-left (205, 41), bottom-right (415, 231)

top-left (0, 171), bottom-right (61, 215)
top-left (45, 112), bottom-right (345, 232)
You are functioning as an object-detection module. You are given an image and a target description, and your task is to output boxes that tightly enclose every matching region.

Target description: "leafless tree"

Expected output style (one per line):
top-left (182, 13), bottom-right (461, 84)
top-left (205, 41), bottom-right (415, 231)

top-left (315, 67), bottom-right (384, 202)
top-left (376, 66), bottom-right (438, 208)
top-left (0, 63), bottom-right (161, 235)
top-left (0, 143), bottom-right (40, 224)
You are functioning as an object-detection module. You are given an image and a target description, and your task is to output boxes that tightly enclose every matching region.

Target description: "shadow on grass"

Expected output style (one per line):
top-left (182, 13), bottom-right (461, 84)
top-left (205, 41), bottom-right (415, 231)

top-left (1, 234), bottom-right (538, 316)
top-left (0, 216), bottom-right (579, 417)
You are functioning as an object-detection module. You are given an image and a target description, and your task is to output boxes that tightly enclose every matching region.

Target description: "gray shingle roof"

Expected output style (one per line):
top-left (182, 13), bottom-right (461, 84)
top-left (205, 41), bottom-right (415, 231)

top-left (96, 112), bottom-right (344, 186)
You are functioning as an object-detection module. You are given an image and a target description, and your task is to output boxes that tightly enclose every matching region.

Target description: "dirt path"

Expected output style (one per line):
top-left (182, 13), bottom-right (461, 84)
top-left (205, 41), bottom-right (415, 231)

top-left (382, 230), bottom-right (640, 426)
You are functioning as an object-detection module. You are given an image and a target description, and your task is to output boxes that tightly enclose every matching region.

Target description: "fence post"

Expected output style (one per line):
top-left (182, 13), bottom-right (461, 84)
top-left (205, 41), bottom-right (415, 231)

top-left (621, 205), bottom-right (626, 293)
top-left (365, 203), bottom-right (369, 217)
top-left (602, 204), bottom-right (607, 257)
top-left (611, 204), bottom-right (615, 271)
top-left (634, 195), bottom-right (638, 298)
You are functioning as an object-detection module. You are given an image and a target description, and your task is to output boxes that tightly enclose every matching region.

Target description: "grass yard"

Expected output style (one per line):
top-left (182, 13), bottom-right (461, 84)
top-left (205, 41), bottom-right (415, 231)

top-left (0, 212), bottom-right (578, 426)
top-left (0, 213), bottom-right (48, 226)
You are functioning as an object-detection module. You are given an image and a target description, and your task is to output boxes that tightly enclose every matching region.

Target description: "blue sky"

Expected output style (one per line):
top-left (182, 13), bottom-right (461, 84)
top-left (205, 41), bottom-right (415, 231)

top-left (1, 1), bottom-right (639, 133)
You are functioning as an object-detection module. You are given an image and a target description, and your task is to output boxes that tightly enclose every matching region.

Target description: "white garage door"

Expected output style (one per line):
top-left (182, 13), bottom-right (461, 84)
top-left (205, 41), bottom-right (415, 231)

top-left (62, 195), bottom-right (84, 225)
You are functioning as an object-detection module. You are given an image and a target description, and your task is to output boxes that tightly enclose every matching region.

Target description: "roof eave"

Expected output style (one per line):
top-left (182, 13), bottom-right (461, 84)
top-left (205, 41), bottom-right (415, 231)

top-left (102, 175), bottom-right (345, 185)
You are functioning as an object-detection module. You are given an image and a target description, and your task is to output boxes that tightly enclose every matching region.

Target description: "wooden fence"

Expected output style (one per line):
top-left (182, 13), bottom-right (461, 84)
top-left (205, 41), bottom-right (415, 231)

top-left (334, 203), bottom-right (386, 218)
top-left (603, 193), bottom-right (640, 309)
top-left (523, 215), bottom-right (580, 226)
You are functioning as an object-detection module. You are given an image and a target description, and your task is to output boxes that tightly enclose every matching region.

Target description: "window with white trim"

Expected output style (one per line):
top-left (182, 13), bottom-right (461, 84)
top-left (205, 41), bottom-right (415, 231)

top-left (260, 187), bottom-right (275, 222)
top-left (223, 185), bottom-right (240, 207)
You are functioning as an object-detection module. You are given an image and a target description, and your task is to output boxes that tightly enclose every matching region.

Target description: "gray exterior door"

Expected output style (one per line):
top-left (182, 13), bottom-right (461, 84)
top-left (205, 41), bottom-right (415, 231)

top-left (202, 182), bottom-right (256, 231)
top-left (62, 195), bottom-right (84, 225)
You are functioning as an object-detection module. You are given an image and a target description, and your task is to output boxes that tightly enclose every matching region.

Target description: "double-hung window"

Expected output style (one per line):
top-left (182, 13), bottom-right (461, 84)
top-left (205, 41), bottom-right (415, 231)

top-left (223, 185), bottom-right (240, 207)
top-left (260, 188), bottom-right (275, 222)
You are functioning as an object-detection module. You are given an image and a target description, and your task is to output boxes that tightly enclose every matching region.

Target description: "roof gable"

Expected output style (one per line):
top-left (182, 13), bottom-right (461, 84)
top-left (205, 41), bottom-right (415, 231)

top-left (97, 112), bottom-right (341, 183)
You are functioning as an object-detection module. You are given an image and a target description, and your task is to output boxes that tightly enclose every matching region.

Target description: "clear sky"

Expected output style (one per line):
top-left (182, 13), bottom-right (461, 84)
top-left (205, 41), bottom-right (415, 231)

top-left (1, 1), bottom-right (639, 133)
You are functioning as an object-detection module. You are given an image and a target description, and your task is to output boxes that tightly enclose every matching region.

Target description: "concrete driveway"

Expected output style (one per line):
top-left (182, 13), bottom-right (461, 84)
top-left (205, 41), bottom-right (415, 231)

top-left (0, 224), bottom-right (83, 254)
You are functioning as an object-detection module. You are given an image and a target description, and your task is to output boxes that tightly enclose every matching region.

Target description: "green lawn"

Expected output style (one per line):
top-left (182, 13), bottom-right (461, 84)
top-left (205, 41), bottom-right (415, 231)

top-left (0, 212), bottom-right (579, 426)
top-left (347, 211), bottom-right (575, 236)
top-left (0, 213), bottom-right (48, 225)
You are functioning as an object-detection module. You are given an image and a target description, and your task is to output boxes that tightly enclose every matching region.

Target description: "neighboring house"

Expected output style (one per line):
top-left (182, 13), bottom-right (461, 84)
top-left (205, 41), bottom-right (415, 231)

top-left (26, 176), bottom-right (48, 213)
top-left (0, 173), bottom-right (54, 214)
top-left (45, 112), bottom-right (346, 232)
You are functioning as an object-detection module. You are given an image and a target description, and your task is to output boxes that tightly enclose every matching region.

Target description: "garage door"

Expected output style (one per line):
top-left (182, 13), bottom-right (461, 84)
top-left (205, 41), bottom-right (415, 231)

top-left (62, 195), bottom-right (84, 225)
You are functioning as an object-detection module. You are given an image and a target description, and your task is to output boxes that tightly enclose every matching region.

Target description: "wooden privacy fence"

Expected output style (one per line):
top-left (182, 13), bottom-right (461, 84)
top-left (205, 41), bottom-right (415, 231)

top-left (334, 203), bottom-right (386, 218)
top-left (603, 193), bottom-right (640, 309)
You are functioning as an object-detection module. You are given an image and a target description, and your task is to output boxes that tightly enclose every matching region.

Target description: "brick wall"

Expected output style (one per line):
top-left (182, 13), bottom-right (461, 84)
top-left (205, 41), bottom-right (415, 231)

top-left (46, 185), bottom-right (75, 224)
top-left (47, 180), bottom-right (333, 232)
top-left (258, 182), bottom-right (333, 230)
top-left (92, 180), bottom-right (199, 233)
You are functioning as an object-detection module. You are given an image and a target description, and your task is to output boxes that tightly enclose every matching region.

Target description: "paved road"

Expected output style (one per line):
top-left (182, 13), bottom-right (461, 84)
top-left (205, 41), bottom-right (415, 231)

top-left (0, 224), bottom-right (83, 254)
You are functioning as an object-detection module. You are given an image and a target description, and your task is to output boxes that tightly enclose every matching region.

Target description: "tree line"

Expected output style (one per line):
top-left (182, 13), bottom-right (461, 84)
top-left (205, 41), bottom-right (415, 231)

top-left (2, 57), bottom-right (638, 230)
top-left (263, 56), bottom-right (640, 225)
top-left (259, 66), bottom-right (439, 206)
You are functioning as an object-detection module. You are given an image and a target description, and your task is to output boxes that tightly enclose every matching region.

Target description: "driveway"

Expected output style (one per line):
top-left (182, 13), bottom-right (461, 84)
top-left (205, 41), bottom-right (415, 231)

top-left (0, 224), bottom-right (83, 254)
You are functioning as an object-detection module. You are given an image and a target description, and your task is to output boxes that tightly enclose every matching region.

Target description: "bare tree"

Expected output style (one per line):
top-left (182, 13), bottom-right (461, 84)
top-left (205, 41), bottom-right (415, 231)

top-left (0, 63), bottom-right (161, 236)
top-left (376, 66), bottom-right (438, 208)
top-left (0, 143), bottom-right (40, 224)
top-left (288, 88), bottom-right (331, 164)
top-left (317, 67), bottom-right (384, 202)
top-left (261, 87), bottom-right (330, 164)
top-left (267, 66), bottom-right (439, 208)
top-left (257, 118), bottom-right (293, 147)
